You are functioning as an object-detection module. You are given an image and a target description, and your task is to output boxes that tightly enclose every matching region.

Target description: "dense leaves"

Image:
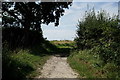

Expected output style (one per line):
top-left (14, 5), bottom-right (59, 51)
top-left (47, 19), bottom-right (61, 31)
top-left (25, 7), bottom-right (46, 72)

top-left (2, 2), bottom-right (72, 31)
top-left (2, 2), bottom-right (72, 49)
top-left (75, 8), bottom-right (120, 65)
top-left (2, 27), bottom-right (44, 49)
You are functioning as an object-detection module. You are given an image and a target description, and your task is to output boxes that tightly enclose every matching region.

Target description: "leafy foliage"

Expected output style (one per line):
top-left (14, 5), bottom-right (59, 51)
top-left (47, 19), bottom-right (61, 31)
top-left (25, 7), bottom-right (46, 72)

top-left (75, 8), bottom-right (120, 65)
top-left (2, 2), bottom-right (72, 31)
top-left (68, 50), bottom-right (120, 78)
top-left (2, 27), bottom-right (44, 49)
top-left (2, 2), bottom-right (72, 49)
top-left (2, 48), bottom-right (50, 80)
top-left (2, 39), bottom-right (58, 80)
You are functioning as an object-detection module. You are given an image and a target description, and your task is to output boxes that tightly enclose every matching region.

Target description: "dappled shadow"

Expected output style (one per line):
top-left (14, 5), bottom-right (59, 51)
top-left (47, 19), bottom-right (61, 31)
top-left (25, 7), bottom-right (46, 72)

top-left (2, 56), bottom-right (34, 80)
top-left (2, 40), bottom-right (59, 80)
top-left (29, 42), bottom-right (72, 57)
top-left (54, 48), bottom-right (72, 57)
top-left (2, 33), bottom-right (73, 80)
top-left (2, 27), bottom-right (43, 50)
top-left (29, 40), bottom-right (58, 57)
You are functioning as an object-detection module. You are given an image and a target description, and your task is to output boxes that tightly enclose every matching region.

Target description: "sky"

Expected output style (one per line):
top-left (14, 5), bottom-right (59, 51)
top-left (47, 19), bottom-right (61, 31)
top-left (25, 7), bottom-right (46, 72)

top-left (0, 0), bottom-right (119, 40)
top-left (42, 1), bottom-right (119, 41)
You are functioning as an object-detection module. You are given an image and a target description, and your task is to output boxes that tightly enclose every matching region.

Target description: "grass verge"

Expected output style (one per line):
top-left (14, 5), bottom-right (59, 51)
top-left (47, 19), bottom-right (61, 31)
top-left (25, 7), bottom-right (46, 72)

top-left (2, 48), bottom-right (50, 80)
top-left (68, 50), bottom-right (120, 78)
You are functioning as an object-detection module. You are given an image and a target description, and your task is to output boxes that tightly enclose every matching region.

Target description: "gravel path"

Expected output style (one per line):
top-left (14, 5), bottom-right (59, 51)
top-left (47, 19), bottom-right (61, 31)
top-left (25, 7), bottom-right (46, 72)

top-left (38, 55), bottom-right (78, 78)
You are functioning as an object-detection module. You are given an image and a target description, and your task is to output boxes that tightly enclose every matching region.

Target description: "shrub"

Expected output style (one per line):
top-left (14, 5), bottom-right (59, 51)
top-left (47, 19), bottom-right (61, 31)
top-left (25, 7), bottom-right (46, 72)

top-left (75, 8), bottom-right (120, 65)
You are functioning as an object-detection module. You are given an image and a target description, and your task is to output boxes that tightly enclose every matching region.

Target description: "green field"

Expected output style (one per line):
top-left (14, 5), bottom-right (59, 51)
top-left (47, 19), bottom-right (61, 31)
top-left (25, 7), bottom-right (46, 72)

top-left (50, 40), bottom-right (76, 48)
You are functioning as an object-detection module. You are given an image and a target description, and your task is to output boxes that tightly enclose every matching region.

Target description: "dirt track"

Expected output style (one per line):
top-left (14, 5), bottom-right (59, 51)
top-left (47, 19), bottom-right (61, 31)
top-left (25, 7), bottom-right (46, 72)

top-left (38, 55), bottom-right (78, 78)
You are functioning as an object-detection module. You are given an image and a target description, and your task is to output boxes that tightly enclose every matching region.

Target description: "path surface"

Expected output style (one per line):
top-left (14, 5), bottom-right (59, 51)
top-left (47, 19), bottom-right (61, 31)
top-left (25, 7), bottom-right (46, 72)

top-left (38, 55), bottom-right (78, 78)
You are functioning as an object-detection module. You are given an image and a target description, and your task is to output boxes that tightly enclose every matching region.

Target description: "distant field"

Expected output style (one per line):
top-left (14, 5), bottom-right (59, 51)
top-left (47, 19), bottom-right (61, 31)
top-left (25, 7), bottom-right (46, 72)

top-left (50, 40), bottom-right (76, 48)
top-left (50, 40), bottom-right (74, 44)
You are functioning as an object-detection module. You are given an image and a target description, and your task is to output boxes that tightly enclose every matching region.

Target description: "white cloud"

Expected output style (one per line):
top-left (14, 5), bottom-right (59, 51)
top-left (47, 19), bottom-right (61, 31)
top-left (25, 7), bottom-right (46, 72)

top-left (0, 18), bottom-right (1, 22)
top-left (64, 9), bottom-right (73, 15)
top-left (42, 2), bottom-right (118, 40)
top-left (73, 0), bottom-right (119, 2)
top-left (64, 2), bottom-right (87, 16)
top-left (43, 29), bottom-right (76, 40)
top-left (72, 2), bottom-right (87, 10)
top-left (95, 2), bottom-right (118, 16)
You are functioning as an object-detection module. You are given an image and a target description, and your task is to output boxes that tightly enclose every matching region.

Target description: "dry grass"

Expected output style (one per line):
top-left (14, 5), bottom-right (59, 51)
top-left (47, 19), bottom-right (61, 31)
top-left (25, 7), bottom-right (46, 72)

top-left (51, 40), bottom-right (74, 44)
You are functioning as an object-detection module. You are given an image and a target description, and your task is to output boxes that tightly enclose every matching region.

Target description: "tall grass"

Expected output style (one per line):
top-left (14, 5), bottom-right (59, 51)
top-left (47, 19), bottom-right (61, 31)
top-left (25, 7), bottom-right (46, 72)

top-left (2, 42), bottom-right (51, 80)
top-left (68, 50), bottom-right (120, 78)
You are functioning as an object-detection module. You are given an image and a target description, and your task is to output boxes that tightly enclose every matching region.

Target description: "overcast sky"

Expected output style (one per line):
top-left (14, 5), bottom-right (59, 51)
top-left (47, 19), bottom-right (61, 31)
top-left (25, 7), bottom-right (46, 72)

top-left (42, 1), bottom-right (119, 41)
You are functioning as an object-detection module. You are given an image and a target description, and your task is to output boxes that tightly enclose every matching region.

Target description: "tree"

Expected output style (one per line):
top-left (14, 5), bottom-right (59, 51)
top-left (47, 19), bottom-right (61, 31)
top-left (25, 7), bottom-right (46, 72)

top-left (2, 2), bottom-right (72, 32)
top-left (2, 2), bottom-right (72, 48)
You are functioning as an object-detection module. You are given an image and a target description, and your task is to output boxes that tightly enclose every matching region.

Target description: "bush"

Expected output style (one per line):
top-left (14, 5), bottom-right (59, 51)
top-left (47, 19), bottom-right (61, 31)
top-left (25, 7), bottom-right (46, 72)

top-left (91, 45), bottom-right (120, 65)
top-left (68, 50), bottom-right (120, 78)
top-left (75, 8), bottom-right (120, 65)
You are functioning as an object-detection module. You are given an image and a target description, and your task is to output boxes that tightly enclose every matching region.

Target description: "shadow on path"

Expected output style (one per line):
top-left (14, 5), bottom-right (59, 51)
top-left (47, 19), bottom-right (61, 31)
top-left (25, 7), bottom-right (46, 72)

top-left (54, 48), bottom-right (72, 57)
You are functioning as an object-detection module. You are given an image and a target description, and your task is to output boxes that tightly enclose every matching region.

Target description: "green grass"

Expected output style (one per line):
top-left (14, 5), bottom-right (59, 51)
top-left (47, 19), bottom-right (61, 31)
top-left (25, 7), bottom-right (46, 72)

top-left (50, 40), bottom-right (75, 57)
top-left (50, 40), bottom-right (76, 48)
top-left (68, 50), bottom-right (120, 78)
top-left (2, 40), bottom-right (59, 80)
top-left (2, 45), bottom-right (51, 80)
top-left (11, 49), bottom-right (50, 78)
